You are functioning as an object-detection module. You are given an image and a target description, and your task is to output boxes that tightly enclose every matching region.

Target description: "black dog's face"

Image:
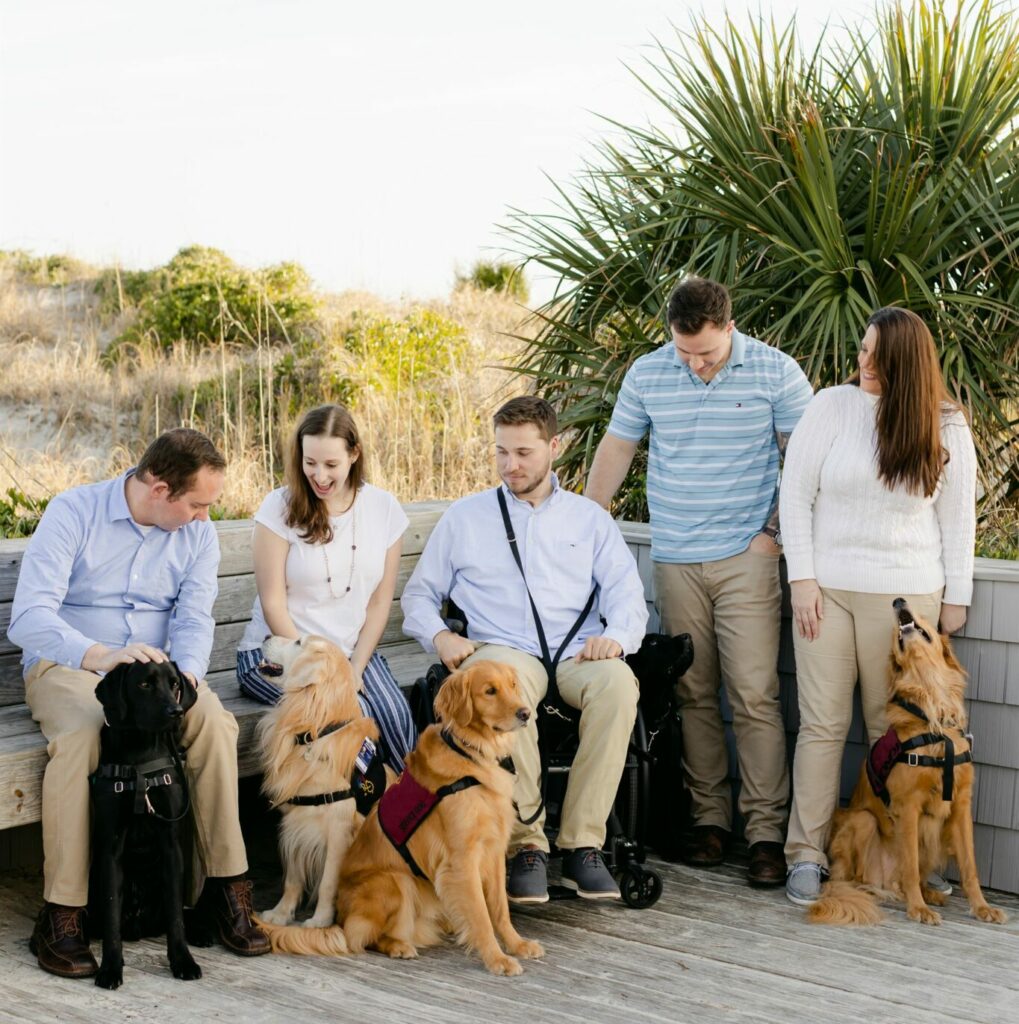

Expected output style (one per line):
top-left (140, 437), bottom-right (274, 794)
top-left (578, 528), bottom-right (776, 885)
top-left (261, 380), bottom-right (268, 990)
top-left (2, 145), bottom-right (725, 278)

top-left (627, 633), bottom-right (695, 720)
top-left (95, 661), bottom-right (197, 732)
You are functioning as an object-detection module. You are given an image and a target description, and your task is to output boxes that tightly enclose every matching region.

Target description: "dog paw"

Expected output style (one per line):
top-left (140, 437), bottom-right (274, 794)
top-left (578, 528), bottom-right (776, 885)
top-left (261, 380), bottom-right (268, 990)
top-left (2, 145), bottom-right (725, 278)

top-left (485, 953), bottom-right (523, 976)
top-left (922, 888), bottom-right (947, 906)
top-left (302, 913), bottom-right (335, 929)
top-left (508, 939), bottom-right (544, 960)
top-left (170, 954), bottom-right (203, 981)
top-left (259, 908), bottom-right (293, 926)
top-left (95, 964), bottom-right (124, 990)
top-left (382, 940), bottom-right (418, 959)
top-left (974, 905), bottom-right (1008, 924)
top-left (907, 905), bottom-right (942, 926)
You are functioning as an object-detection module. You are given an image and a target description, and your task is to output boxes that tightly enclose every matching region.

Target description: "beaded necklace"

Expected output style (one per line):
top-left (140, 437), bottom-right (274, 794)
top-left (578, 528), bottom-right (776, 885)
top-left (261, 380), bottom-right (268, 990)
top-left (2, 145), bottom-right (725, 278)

top-left (321, 491), bottom-right (358, 599)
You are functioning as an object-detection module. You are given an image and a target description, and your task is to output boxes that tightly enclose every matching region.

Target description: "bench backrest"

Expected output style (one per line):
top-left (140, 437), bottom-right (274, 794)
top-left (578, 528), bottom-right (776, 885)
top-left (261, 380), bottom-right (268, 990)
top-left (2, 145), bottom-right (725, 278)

top-left (0, 502), bottom-right (457, 704)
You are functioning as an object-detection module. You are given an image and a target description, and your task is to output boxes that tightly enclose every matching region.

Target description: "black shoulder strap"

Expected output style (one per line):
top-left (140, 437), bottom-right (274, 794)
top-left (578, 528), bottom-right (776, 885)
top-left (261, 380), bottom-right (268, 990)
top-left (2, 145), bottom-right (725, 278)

top-left (495, 487), bottom-right (597, 688)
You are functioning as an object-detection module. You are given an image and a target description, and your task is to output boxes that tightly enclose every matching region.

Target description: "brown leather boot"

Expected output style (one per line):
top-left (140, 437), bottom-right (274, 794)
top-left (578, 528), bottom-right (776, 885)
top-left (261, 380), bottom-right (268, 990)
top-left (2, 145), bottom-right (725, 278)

top-left (679, 825), bottom-right (730, 866)
top-left (194, 879), bottom-right (270, 956)
top-left (29, 903), bottom-right (99, 978)
top-left (747, 841), bottom-right (786, 888)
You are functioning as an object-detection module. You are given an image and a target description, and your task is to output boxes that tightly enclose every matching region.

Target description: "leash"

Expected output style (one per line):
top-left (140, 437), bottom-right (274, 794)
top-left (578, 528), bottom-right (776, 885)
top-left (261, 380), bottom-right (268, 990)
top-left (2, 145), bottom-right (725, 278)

top-left (495, 486), bottom-right (596, 826)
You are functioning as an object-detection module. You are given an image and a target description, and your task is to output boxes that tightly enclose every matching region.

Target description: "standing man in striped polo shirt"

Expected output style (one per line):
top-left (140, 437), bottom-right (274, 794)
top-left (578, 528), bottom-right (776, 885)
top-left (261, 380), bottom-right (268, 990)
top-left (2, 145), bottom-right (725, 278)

top-left (586, 277), bottom-right (813, 887)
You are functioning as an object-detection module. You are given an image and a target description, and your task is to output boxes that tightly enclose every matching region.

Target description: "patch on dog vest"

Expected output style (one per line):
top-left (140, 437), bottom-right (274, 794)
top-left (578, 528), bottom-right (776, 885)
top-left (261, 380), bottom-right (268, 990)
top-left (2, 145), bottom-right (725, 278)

top-left (866, 727), bottom-right (903, 805)
top-left (351, 738), bottom-right (386, 815)
top-left (377, 768), bottom-right (481, 878)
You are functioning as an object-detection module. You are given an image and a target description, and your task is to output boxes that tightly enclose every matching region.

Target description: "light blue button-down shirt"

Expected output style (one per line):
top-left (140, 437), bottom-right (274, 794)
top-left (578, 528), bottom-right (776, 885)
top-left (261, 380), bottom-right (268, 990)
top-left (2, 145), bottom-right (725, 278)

top-left (401, 479), bottom-right (648, 659)
top-left (7, 471), bottom-right (220, 681)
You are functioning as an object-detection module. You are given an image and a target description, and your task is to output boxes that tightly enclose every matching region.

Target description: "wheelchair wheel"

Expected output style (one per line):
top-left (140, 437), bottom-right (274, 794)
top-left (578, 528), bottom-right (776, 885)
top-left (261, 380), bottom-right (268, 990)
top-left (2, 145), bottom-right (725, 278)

top-left (620, 864), bottom-right (663, 909)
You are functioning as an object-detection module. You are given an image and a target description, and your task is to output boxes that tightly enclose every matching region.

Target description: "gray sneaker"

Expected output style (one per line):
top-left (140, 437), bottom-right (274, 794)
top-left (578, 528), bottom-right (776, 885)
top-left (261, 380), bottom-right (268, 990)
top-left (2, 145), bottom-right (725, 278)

top-left (507, 847), bottom-right (549, 904)
top-left (786, 862), bottom-right (827, 906)
top-left (561, 848), bottom-right (620, 900)
top-left (927, 871), bottom-right (953, 896)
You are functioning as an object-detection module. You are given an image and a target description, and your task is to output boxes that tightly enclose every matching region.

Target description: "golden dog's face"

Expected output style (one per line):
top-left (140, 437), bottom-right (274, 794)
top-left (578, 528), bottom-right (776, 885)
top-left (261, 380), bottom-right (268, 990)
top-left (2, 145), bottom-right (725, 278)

top-left (260, 635), bottom-right (356, 693)
top-left (433, 662), bottom-right (530, 737)
top-left (890, 599), bottom-right (963, 676)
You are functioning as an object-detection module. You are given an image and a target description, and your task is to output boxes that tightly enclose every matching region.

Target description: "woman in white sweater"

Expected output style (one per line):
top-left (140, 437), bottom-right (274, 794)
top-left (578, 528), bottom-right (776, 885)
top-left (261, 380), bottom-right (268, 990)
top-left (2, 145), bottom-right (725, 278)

top-left (779, 307), bottom-right (976, 906)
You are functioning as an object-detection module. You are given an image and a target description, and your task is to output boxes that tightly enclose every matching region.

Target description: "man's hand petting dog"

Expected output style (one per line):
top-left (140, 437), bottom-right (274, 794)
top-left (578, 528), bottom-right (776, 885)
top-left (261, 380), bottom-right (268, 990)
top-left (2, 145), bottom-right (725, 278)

top-left (82, 642), bottom-right (169, 674)
top-left (574, 636), bottom-right (623, 662)
top-left (434, 629), bottom-right (477, 671)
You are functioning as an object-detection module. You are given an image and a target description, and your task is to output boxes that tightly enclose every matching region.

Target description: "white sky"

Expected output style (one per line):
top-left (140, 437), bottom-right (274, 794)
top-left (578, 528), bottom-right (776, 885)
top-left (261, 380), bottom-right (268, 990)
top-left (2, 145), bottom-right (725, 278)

top-left (0, 0), bottom-right (864, 301)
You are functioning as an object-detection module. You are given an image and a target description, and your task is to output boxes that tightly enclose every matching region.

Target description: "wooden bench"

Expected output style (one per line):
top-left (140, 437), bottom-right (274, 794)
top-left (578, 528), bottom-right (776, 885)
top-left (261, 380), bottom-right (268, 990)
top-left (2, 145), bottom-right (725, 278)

top-left (0, 502), bottom-right (455, 832)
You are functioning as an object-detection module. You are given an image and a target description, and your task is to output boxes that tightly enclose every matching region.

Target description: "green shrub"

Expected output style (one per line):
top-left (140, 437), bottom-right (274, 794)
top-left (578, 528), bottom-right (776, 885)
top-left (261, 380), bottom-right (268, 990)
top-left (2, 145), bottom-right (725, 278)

top-left (0, 489), bottom-right (49, 539)
top-left (0, 250), bottom-right (93, 285)
top-left (456, 260), bottom-right (528, 303)
top-left (100, 246), bottom-right (320, 350)
top-left (341, 309), bottom-right (470, 393)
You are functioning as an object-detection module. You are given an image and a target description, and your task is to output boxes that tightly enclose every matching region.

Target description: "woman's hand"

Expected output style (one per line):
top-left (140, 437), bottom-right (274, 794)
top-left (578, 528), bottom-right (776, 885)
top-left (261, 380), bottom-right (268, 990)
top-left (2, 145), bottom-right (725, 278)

top-left (939, 603), bottom-right (967, 635)
top-left (790, 579), bottom-right (824, 641)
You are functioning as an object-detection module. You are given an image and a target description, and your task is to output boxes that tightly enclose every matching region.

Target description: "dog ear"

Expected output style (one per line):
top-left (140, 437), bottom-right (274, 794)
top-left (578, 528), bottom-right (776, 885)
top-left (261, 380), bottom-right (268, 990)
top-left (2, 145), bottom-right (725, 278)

top-left (174, 664), bottom-right (198, 713)
top-left (939, 633), bottom-right (964, 674)
top-left (94, 663), bottom-right (131, 726)
top-left (672, 633), bottom-right (694, 677)
top-left (433, 668), bottom-right (474, 728)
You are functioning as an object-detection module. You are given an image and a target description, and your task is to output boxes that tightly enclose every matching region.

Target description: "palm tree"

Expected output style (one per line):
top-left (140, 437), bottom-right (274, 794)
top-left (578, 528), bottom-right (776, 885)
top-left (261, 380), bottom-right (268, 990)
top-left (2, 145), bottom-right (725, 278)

top-left (507, 0), bottom-right (1019, 523)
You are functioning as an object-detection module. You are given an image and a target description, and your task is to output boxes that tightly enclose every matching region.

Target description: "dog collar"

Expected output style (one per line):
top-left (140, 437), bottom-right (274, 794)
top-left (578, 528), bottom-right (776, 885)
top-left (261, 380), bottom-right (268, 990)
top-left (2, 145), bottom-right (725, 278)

top-left (294, 719), bottom-right (353, 746)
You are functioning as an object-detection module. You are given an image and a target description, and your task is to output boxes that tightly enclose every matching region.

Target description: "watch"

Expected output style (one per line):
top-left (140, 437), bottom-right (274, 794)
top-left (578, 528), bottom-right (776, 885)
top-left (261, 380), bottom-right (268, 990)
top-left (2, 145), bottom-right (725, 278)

top-left (762, 525), bottom-right (782, 546)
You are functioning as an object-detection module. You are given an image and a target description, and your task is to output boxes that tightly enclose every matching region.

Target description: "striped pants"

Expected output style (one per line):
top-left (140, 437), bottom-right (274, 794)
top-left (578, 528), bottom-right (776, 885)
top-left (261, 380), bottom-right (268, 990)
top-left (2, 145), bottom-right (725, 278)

top-left (236, 647), bottom-right (417, 772)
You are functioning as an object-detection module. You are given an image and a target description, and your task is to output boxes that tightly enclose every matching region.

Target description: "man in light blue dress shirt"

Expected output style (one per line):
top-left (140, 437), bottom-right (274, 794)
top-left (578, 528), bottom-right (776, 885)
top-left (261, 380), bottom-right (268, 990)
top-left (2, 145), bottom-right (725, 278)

top-left (8, 429), bottom-right (269, 977)
top-left (402, 397), bottom-right (649, 904)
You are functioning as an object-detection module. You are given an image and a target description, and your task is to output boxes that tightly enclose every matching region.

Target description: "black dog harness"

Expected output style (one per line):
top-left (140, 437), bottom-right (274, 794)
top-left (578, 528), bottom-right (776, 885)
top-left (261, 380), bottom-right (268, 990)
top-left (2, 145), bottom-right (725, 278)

top-left (866, 697), bottom-right (974, 806)
top-left (377, 730), bottom-right (512, 881)
top-left (284, 727), bottom-right (387, 816)
top-left (90, 750), bottom-right (189, 822)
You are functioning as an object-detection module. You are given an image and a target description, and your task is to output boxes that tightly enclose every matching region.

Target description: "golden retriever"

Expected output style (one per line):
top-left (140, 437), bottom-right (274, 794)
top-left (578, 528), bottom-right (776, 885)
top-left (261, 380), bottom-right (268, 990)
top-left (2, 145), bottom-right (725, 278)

top-left (254, 635), bottom-right (383, 950)
top-left (809, 599), bottom-right (1007, 927)
top-left (268, 660), bottom-right (545, 975)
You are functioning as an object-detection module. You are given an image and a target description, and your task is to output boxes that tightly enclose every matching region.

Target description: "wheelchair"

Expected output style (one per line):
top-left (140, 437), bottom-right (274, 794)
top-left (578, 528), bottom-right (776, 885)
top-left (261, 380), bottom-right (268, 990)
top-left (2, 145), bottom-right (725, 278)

top-left (410, 625), bottom-right (694, 910)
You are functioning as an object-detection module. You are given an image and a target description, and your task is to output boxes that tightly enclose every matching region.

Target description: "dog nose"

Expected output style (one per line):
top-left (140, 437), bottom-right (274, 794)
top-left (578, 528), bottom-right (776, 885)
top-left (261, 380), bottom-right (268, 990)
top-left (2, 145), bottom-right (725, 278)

top-left (264, 634), bottom-right (272, 642)
top-left (893, 598), bottom-right (907, 610)
top-left (516, 707), bottom-right (530, 723)
top-left (166, 705), bottom-right (184, 719)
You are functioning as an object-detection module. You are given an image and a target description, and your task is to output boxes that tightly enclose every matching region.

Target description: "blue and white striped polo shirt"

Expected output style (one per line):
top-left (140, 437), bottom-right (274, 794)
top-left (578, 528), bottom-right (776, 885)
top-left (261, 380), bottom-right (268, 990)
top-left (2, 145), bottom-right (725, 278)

top-left (608, 331), bottom-right (813, 564)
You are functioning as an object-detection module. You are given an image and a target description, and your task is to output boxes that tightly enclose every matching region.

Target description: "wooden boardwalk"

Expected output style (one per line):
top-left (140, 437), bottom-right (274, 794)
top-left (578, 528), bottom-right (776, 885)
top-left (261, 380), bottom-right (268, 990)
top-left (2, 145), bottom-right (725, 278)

top-left (1, 846), bottom-right (1017, 1024)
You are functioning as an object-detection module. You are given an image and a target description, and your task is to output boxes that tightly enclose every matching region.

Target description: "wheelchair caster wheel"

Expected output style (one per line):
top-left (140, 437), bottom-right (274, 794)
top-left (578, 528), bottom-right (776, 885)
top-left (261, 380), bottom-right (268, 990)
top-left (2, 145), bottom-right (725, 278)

top-left (620, 865), bottom-right (662, 909)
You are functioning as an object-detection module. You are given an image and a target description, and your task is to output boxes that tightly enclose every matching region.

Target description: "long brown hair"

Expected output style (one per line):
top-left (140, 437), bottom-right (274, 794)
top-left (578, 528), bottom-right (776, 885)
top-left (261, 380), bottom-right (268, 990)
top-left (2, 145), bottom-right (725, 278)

top-left (850, 307), bottom-right (958, 498)
top-left (284, 405), bottom-right (365, 544)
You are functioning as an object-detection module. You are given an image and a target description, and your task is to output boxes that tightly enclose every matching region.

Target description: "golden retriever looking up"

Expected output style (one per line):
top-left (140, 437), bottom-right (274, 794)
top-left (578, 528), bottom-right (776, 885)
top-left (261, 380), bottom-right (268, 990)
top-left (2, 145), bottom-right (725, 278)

top-left (263, 660), bottom-right (545, 975)
top-left (809, 599), bottom-right (1007, 927)
top-left (255, 635), bottom-right (384, 950)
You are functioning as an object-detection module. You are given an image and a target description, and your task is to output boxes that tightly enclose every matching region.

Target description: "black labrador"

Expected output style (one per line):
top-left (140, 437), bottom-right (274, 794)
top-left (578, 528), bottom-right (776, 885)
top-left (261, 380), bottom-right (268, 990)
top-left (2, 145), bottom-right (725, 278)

top-left (91, 660), bottom-right (200, 989)
top-left (626, 632), bottom-right (695, 860)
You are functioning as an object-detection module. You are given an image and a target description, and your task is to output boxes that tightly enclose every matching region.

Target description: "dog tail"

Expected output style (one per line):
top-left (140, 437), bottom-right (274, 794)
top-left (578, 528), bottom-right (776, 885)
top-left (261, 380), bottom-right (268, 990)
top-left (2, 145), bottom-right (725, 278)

top-left (253, 917), bottom-right (349, 956)
top-left (807, 881), bottom-right (884, 926)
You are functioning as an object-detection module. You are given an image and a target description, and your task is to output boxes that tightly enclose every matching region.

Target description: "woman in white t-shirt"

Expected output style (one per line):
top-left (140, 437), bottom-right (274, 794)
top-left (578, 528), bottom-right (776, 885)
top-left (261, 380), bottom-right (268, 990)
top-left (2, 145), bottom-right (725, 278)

top-left (236, 404), bottom-right (416, 770)
top-left (779, 307), bottom-right (976, 906)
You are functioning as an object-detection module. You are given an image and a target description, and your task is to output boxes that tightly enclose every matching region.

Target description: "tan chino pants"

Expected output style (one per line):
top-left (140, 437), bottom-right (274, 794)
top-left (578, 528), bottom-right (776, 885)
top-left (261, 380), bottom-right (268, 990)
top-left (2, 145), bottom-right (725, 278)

top-left (654, 548), bottom-right (789, 845)
top-left (785, 587), bottom-right (943, 868)
top-left (460, 644), bottom-right (639, 854)
top-left (25, 660), bottom-right (249, 907)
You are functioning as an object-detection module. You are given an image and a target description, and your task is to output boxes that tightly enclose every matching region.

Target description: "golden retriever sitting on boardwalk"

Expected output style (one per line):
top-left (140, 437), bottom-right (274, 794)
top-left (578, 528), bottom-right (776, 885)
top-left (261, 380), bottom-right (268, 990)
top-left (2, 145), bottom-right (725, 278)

top-left (265, 660), bottom-right (545, 975)
top-left (255, 635), bottom-right (385, 948)
top-left (810, 599), bottom-right (1007, 927)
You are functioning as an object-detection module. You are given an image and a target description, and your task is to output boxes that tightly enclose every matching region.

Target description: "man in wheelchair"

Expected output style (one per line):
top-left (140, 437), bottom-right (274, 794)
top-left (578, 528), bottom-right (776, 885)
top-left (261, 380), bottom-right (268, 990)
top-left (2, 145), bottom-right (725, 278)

top-left (402, 397), bottom-right (649, 904)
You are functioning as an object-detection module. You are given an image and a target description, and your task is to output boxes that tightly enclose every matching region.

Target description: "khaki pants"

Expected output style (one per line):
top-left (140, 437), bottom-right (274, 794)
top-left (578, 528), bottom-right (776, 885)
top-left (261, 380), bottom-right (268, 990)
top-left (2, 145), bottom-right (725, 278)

top-left (785, 588), bottom-right (943, 868)
top-left (25, 660), bottom-right (249, 907)
top-left (461, 644), bottom-right (638, 854)
top-left (654, 549), bottom-right (788, 845)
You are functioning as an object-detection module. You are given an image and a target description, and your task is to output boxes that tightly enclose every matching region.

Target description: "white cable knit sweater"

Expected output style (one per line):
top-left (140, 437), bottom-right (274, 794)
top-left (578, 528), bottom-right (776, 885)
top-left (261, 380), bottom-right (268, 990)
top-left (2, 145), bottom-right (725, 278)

top-left (779, 384), bottom-right (977, 605)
